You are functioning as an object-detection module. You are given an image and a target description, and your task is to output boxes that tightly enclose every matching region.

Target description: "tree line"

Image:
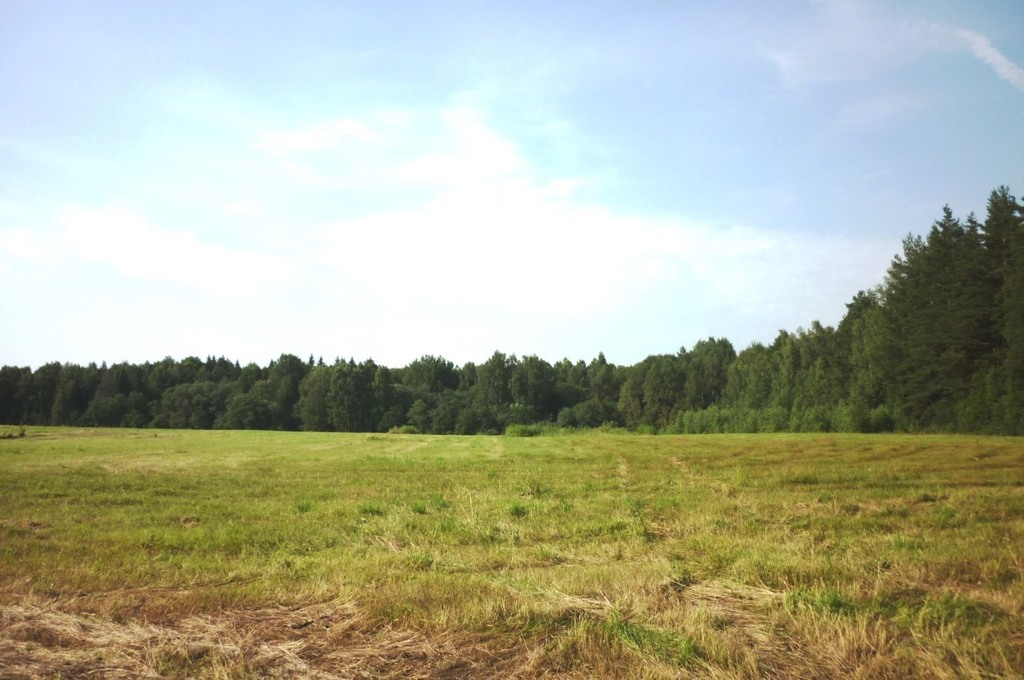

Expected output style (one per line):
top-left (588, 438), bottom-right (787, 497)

top-left (2, 186), bottom-right (1022, 435)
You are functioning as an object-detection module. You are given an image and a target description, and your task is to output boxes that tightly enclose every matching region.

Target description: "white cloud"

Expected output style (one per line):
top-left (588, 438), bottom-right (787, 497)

top-left (224, 202), bottom-right (263, 216)
top-left (153, 101), bottom-right (897, 365)
top-left (952, 28), bottom-right (1024, 93)
top-left (59, 206), bottom-right (295, 294)
top-left (765, 2), bottom-right (1024, 97)
top-left (255, 118), bottom-right (375, 156)
top-left (316, 191), bottom-right (891, 363)
top-left (2, 104), bottom-right (898, 368)
top-left (308, 105), bottom-right (890, 329)
top-left (0, 229), bottom-right (55, 263)
top-left (253, 106), bottom-right (539, 195)
top-left (277, 159), bottom-right (333, 188)
top-left (398, 109), bottom-right (526, 187)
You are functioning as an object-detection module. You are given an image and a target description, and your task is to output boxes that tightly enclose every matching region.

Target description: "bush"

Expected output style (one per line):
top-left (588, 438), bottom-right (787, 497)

top-left (759, 407), bottom-right (789, 433)
top-left (672, 406), bottom-right (821, 434)
top-left (556, 407), bottom-right (578, 429)
top-left (831, 402), bottom-right (855, 432)
top-left (791, 405), bottom-right (833, 433)
top-left (868, 405), bottom-right (896, 432)
top-left (505, 423), bottom-right (544, 437)
top-left (674, 407), bottom-right (724, 434)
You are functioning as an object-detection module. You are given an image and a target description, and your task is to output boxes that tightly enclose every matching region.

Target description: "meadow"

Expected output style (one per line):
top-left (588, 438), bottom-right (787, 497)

top-left (0, 427), bottom-right (1021, 678)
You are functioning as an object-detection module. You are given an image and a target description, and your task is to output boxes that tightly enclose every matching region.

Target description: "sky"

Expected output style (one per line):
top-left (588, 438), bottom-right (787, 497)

top-left (2, 0), bottom-right (1023, 369)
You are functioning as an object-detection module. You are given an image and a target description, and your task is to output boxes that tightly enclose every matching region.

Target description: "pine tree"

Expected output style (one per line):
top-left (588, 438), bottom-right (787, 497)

top-left (844, 290), bottom-right (896, 431)
top-left (997, 194), bottom-right (1024, 433)
top-left (885, 207), bottom-right (995, 429)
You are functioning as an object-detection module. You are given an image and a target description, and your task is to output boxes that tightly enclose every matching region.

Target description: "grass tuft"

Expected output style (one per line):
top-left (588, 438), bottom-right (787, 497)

top-left (601, 612), bottom-right (700, 667)
top-left (508, 502), bottom-right (529, 519)
top-left (357, 502), bottom-right (386, 517)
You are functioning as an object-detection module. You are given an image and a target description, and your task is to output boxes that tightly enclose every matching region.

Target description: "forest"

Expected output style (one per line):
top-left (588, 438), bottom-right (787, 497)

top-left (2, 186), bottom-right (1022, 435)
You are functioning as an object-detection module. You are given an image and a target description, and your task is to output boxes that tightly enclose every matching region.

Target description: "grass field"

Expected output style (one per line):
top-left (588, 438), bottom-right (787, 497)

top-left (0, 428), bottom-right (1022, 678)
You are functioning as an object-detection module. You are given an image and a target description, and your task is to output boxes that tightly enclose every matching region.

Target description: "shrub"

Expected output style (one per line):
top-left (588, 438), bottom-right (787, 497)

top-left (505, 423), bottom-right (544, 437)
top-left (555, 407), bottom-right (578, 429)
top-left (598, 421), bottom-right (628, 434)
top-left (869, 405), bottom-right (896, 432)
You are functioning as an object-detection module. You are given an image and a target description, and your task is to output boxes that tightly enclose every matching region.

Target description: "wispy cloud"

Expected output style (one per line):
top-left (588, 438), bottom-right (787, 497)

top-left (951, 28), bottom-right (1024, 93)
top-left (59, 207), bottom-right (295, 295)
top-left (833, 93), bottom-right (928, 130)
top-left (765, 1), bottom-right (1024, 96)
top-left (762, 0), bottom-right (922, 90)
top-left (249, 105), bottom-right (589, 207)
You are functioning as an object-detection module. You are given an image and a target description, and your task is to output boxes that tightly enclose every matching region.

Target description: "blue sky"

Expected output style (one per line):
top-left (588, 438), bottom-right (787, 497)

top-left (2, 0), bottom-right (1022, 368)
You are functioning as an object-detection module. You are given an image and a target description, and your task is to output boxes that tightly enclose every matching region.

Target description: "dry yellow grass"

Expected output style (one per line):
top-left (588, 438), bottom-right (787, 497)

top-left (0, 428), bottom-right (1021, 677)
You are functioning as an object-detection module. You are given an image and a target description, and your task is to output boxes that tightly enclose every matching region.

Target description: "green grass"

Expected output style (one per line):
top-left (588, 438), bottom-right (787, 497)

top-left (1, 428), bottom-right (1022, 677)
